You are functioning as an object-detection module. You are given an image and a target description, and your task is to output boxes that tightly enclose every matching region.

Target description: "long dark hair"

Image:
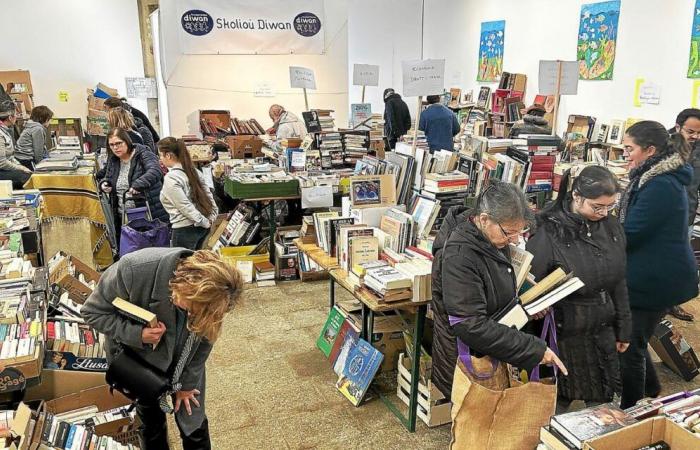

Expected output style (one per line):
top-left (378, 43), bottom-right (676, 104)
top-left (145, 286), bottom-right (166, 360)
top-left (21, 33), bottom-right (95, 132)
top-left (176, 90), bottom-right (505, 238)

top-left (626, 120), bottom-right (690, 162)
top-left (158, 137), bottom-right (214, 217)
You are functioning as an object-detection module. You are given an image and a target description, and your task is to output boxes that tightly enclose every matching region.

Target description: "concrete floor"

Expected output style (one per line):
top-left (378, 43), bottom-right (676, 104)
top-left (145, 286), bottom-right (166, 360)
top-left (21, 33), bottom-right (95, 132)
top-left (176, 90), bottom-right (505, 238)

top-left (166, 281), bottom-right (700, 450)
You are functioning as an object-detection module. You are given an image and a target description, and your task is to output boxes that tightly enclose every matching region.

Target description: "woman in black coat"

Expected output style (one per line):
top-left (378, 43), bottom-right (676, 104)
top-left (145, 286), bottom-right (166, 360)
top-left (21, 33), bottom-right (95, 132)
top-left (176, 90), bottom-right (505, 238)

top-left (526, 166), bottom-right (631, 409)
top-left (618, 121), bottom-right (699, 408)
top-left (97, 128), bottom-right (167, 243)
top-left (383, 88), bottom-right (412, 149)
top-left (431, 181), bottom-right (567, 398)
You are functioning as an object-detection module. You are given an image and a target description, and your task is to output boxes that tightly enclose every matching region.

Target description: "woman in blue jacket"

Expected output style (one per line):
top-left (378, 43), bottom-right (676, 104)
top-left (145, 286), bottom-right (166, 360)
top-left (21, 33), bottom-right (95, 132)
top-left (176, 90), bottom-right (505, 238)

top-left (619, 120), bottom-right (699, 408)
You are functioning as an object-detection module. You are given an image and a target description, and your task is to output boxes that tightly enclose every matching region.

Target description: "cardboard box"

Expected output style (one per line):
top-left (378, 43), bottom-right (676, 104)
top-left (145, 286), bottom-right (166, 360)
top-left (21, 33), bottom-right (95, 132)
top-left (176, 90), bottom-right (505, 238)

top-left (225, 135), bottom-right (263, 159)
top-left (650, 320), bottom-right (700, 381)
top-left (584, 417), bottom-right (700, 450)
top-left (371, 316), bottom-right (406, 372)
top-left (200, 109), bottom-right (232, 137)
top-left (43, 348), bottom-right (108, 372)
top-left (45, 385), bottom-right (136, 437)
top-left (87, 95), bottom-right (106, 111)
top-left (24, 369), bottom-right (106, 402)
top-left (0, 70), bottom-right (33, 95)
top-left (48, 251), bottom-right (100, 304)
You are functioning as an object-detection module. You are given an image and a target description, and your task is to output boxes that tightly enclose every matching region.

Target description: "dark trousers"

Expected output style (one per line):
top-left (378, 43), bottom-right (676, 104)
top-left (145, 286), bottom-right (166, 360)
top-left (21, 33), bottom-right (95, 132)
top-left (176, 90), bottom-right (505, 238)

top-left (17, 159), bottom-right (33, 171)
top-left (0, 169), bottom-right (30, 189)
top-left (136, 403), bottom-right (211, 450)
top-left (171, 226), bottom-right (209, 250)
top-left (620, 308), bottom-right (665, 409)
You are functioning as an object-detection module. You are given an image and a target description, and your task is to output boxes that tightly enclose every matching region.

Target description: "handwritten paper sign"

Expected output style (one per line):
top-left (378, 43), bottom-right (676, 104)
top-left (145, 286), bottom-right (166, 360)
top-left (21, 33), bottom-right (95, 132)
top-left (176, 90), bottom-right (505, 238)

top-left (126, 77), bottom-right (157, 99)
top-left (538, 60), bottom-right (579, 96)
top-left (636, 79), bottom-right (661, 106)
top-left (301, 185), bottom-right (333, 208)
top-left (253, 83), bottom-right (276, 97)
top-left (289, 66), bottom-right (316, 89)
top-left (401, 59), bottom-right (445, 97)
top-left (351, 103), bottom-right (372, 127)
top-left (58, 90), bottom-right (69, 103)
top-left (352, 64), bottom-right (380, 86)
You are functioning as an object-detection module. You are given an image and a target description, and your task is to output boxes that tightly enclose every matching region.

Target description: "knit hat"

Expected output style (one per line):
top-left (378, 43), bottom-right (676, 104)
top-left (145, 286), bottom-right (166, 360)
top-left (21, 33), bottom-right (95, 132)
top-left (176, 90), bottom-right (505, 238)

top-left (383, 88), bottom-right (395, 101)
top-left (0, 100), bottom-right (15, 119)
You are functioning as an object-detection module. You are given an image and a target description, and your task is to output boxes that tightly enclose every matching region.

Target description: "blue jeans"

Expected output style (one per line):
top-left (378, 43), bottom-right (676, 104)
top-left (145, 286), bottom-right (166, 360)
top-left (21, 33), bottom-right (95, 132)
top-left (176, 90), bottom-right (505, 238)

top-left (171, 226), bottom-right (209, 250)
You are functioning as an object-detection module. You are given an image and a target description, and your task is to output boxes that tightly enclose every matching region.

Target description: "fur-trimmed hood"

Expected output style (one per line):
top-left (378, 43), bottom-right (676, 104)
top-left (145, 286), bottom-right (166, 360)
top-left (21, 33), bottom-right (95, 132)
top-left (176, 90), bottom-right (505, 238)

top-left (639, 153), bottom-right (692, 188)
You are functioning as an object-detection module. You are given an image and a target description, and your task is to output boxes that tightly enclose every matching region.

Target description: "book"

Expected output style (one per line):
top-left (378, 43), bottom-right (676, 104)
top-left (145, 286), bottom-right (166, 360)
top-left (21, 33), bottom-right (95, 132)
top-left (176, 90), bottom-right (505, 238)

top-left (336, 337), bottom-right (384, 406)
top-left (317, 307), bottom-right (346, 358)
top-left (539, 425), bottom-right (577, 450)
top-left (348, 236), bottom-right (379, 269)
top-left (509, 245), bottom-right (533, 291)
top-left (333, 325), bottom-right (359, 376)
top-left (112, 298), bottom-right (157, 328)
top-left (523, 277), bottom-right (585, 316)
top-left (520, 268), bottom-right (567, 304)
top-left (549, 403), bottom-right (636, 449)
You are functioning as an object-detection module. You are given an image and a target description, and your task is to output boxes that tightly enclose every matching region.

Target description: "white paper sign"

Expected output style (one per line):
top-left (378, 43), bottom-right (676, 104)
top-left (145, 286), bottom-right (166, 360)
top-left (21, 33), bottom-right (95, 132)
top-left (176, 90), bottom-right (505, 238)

top-left (174, 0), bottom-right (325, 55)
top-left (352, 64), bottom-right (380, 87)
top-left (639, 82), bottom-right (661, 105)
top-left (351, 103), bottom-right (372, 127)
top-left (289, 66), bottom-right (316, 89)
top-left (253, 83), bottom-right (276, 97)
top-left (402, 59), bottom-right (446, 97)
top-left (125, 77), bottom-right (157, 99)
top-left (301, 185), bottom-right (333, 208)
top-left (538, 60), bottom-right (579, 96)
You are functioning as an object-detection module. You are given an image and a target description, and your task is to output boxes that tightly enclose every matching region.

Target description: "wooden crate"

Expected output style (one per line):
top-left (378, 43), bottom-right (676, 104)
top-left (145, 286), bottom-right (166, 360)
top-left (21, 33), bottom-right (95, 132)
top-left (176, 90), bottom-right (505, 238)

top-left (396, 353), bottom-right (451, 428)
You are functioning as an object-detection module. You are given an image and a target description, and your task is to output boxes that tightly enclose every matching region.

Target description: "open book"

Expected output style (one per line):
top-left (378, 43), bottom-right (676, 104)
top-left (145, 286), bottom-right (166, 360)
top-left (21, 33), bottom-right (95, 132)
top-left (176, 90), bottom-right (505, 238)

top-left (509, 245), bottom-right (533, 291)
top-left (497, 268), bottom-right (584, 329)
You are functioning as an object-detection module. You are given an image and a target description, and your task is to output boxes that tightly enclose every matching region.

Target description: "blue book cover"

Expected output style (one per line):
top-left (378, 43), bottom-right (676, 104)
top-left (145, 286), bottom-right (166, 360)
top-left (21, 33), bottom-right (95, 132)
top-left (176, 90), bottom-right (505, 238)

top-left (336, 338), bottom-right (384, 406)
top-left (64, 424), bottom-right (77, 449)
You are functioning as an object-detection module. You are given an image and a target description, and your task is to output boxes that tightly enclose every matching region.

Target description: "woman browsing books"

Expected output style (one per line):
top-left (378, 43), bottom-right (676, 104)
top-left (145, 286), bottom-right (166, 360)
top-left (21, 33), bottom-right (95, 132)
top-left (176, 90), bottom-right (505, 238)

top-left (430, 181), bottom-right (566, 399)
top-left (526, 166), bottom-right (631, 411)
top-left (158, 138), bottom-right (218, 250)
top-left (81, 247), bottom-right (243, 450)
top-left (618, 121), bottom-right (699, 408)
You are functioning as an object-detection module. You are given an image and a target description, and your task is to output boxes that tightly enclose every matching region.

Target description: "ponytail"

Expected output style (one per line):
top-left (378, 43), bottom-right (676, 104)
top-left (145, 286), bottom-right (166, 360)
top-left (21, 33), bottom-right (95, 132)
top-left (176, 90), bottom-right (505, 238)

top-left (669, 132), bottom-right (691, 162)
top-left (626, 120), bottom-right (690, 162)
top-left (158, 137), bottom-right (214, 218)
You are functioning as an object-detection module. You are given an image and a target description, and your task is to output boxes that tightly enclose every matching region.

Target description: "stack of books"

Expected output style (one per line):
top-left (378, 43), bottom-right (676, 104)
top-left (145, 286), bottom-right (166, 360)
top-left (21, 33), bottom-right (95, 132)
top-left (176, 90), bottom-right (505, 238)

top-left (423, 171), bottom-right (470, 194)
top-left (0, 311), bottom-right (42, 362)
top-left (381, 247), bottom-right (433, 303)
top-left (379, 208), bottom-right (415, 253)
top-left (36, 406), bottom-right (137, 449)
top-left (231, 118), bottom-right (265, 135)
top-left (46, 317), bottom-right (107, 359)
top-left (409, 195), bottom-right (441, 240)
top-left (341, 130), bottom-right (370, 164)
top-left (540, 403), bottom-right (636, 450)
top-left (0, 289), bottom-right (31, 325)
top-left (312, 109), bottom-right (336, 131)
top-left (34, 156), bottom-right (79, 172)
top-left (254, 261), bottom-right (275, 287)
top-left (212, 204), bottom-right (261, 252)
top-left (0, 256), bottom-right (33, 280)
top-left (0, 207), bottom-right (30, 233)
top-left (362, 265), bottom-right (412, 303)
top-left (508, 134), bottom-right (561, 193)
top-left (400, 130), bottom-right (429, 152)
top-left (347, 260), bottom-right (388, 291)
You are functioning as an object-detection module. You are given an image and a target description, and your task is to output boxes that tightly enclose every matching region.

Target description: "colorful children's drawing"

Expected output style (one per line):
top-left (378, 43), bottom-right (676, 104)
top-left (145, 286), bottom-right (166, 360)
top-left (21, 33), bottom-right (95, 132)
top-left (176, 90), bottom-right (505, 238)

top-left (477, 20), bottom-right (505, 82)
top-left (577, 1), bottom-right (621, 81)
top-left (689, 1), bottom-right (700, 78)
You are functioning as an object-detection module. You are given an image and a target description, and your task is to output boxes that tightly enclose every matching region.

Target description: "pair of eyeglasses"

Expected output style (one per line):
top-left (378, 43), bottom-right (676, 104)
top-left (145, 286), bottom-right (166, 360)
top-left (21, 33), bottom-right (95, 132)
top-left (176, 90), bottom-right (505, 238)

top-left (496, 221), bottom-right (530, 239)
top-left (589, 202), bottom-right (617, 215)
top-left (109, 141), bottom-right (126, 149)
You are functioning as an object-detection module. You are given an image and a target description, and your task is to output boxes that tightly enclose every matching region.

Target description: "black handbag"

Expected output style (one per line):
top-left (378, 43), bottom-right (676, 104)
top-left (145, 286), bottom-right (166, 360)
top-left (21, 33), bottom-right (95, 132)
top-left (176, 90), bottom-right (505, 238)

top-left (106, 345), bottom-right (171, 405)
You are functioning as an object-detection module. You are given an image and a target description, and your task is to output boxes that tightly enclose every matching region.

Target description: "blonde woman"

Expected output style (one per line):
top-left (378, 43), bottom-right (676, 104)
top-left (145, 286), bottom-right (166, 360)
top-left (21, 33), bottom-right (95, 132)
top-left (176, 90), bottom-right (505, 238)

top-left (82, 248), bottom-right (243, 450)
top-left (107, 107), bottom-right (146, 148)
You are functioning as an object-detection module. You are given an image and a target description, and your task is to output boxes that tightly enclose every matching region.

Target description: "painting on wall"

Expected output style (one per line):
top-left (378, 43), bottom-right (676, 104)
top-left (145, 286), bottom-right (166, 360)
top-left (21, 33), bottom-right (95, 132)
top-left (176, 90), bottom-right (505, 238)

top-left (577, 1), bottom-right (621, 81)
top-left (688, 0), bottom-right (700, 78)
top-left (477, 20), bottom-right (505, 82)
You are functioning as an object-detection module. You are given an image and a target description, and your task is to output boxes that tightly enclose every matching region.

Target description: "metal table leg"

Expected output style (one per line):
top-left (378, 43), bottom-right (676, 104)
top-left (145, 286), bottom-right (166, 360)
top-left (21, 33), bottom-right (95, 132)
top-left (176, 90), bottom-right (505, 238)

top-left (329, 276), bottom-right (336, 309)
top-left (361, 303), bottom-right (370, 340)
top-left (406, 304), bottom-right (427, 432)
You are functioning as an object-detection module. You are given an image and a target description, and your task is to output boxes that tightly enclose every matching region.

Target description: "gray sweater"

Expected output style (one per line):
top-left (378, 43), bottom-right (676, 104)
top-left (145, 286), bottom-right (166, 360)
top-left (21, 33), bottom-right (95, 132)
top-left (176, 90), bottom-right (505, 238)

top-left (15, 120), bottom-right (46, 163)
top-left (81, 247), bottom-right (211, 435)
top-left (160, 164), bottom-right (218, 229)
top-left (0, 124), bottom-right (27, 172)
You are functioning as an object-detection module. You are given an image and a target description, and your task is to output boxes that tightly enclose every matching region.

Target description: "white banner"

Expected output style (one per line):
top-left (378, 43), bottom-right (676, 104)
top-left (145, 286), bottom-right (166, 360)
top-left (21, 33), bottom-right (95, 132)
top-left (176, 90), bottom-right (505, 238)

top-left (176, 0), bottom-right (325, 55)
top-left (353, 64), bottom-right (380, 87)
top-left (538, 60), bottom-right (579, 96)
top-left (402, 59), bottom-right (446, 97)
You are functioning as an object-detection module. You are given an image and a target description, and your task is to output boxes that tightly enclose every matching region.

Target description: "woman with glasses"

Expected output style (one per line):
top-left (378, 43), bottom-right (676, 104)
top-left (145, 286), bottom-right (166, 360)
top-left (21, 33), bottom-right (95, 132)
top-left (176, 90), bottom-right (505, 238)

top-left (431, 180), bottom-right (566, 399)
top-left (97, 128), bottom-right (168, 246)
top-left (618, 121), bottom-right (698, 408)
top-left (526, 166), bottom-right (630, 411)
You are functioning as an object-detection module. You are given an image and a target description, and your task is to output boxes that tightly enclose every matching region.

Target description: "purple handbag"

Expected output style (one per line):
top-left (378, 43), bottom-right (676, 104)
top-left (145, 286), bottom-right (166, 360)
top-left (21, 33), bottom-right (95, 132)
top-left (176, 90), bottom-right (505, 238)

top-left (119, 192), bottom-right (170, 256)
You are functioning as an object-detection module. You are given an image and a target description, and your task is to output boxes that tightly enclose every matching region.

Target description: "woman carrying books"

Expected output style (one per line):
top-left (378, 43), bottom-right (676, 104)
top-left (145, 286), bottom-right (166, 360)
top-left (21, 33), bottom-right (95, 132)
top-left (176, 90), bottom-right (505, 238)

top-left (618, 121), bottom-right (699, 409)
top-left (158, 138), bottom-right (218, 250)
top-left (430, 181), bottom-right (566, 399)
top-left (526, 166), bottom-right (631, 411)
top-left (82, 247), bottom-right (243, 450)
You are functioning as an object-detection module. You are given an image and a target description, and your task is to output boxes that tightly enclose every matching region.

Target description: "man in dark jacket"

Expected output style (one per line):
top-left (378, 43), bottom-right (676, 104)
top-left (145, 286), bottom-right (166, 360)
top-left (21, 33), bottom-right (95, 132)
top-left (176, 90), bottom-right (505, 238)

top-left (383, 88), bottom-right (411, 149)
top-left (418, 95), bottom-right (459, 152)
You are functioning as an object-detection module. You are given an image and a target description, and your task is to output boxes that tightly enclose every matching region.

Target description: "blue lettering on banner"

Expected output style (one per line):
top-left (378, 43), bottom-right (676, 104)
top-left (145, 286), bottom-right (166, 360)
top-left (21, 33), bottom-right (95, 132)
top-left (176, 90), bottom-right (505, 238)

top-left (181, 9), bottom-right (214, 36)
top-left (293, 12), bottom-right (322, 37)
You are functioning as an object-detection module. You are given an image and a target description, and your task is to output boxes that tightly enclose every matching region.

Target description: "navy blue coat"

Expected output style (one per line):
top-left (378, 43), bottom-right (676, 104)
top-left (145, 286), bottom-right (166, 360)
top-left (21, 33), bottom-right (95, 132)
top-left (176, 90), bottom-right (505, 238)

top-left (97, 144), bottom-right (167, 222)
top-left (624, 156), bottom-right (698, 311)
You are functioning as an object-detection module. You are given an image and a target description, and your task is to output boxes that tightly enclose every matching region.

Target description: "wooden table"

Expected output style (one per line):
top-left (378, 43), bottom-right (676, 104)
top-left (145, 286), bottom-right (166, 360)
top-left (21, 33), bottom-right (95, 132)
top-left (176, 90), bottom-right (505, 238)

top-left (295, 239), bottom-right (429, 432)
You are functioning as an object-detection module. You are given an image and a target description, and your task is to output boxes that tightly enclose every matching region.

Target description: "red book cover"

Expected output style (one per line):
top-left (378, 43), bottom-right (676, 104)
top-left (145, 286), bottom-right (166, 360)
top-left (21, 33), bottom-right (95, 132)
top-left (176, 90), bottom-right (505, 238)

top-left (84, 330), bottom-right (94, 345)
top-left (530, 163), bottom-right (555, 171)
top-left (529, 171), bottom-right (554, 180)
top-left (329, 320), bottom-right (357, 368)
top-left (530, 155), bottom-right (556, 164)
top-left (436, 179), bottom-right (469, 187)
top-left (47, 321), bottom-right (55, 339)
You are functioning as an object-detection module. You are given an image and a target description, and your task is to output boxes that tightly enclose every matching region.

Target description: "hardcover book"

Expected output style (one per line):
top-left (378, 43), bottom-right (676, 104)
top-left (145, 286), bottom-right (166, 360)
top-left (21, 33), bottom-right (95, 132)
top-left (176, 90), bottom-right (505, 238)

top-left (336, 338), bottom-right (384, 406)
top-left (316, 307), bottom-right (346, 358)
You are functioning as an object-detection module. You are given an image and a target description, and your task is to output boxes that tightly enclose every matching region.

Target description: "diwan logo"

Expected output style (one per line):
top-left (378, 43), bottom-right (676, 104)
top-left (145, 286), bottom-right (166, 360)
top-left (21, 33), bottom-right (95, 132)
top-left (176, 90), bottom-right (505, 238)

top-left (293, 12), bottom-right (322, 37)
top-left (181, 9), bottom-right (214, 36)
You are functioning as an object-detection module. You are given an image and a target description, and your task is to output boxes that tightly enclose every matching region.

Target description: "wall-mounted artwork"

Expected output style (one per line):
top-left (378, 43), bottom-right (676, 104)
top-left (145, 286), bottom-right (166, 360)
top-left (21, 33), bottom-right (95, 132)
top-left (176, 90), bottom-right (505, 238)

top-left (477, 20), bottom-right (505, 82)
top-left (577, 1), bottom-right (621, 80)
top-left (688, 1), bottom-right (700, 78)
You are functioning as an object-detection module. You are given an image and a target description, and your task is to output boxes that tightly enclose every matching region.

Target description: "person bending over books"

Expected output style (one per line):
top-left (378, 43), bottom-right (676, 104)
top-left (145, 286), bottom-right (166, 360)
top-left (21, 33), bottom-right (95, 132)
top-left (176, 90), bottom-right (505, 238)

top-left (81, 248), bottom-right (243, 450)
top-left (618, 121), bottom-right (699, 409)
top-left (158, 138), bottom-right (218, 250)
top-left (526, 166), bottom-right (630, 412)
top-left (15, 105), bottom-right (53, 170)
top-left (430, 181), bottom-right (567, 398)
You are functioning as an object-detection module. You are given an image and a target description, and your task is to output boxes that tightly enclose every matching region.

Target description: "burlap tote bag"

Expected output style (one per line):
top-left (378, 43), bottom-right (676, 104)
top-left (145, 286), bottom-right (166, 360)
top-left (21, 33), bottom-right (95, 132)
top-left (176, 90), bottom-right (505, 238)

top-left (449, 312), bottom-right (558, 450)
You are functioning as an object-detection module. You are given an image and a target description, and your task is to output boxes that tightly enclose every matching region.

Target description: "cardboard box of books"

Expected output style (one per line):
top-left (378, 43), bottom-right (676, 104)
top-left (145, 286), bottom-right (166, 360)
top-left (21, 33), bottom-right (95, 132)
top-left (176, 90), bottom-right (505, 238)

top-left (24, 369), bottom-right (106, 402)
top-left (43, 318), bottom-right (108, 373)
top-left (225, 135), bottom-right (263, 159)
top-left (584, 417), bottom-right (700, 450)
top-left (45, 385), bottom-right (138, 438)
top-left (47, 252), bottom-right (100, 304)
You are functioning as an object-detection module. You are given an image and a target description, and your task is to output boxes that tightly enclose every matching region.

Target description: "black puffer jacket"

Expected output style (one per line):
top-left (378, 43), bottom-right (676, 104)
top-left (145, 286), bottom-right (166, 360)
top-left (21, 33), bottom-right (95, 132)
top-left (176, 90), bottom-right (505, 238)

top-left (96, 144), bottom-right (167, 222)
top-left (431, 206), bottom-right (546, 397)
top-left (134, 117), bottom-right (156, 153)
top-left (527, 201), bottom-right (631, 402)
top-left (509, 114), bottom-right (552, 137)
top-left (383, 92), bottom-right (412, 140)
top-left (686, 144), bottom-right (700, 225)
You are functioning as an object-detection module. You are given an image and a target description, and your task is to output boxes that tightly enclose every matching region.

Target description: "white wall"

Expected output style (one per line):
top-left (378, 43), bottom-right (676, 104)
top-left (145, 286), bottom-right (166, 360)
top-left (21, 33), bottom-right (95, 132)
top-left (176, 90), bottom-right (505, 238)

top-left (0, 0), bottom-right (146, 120)
top-left (349, 0), bottom-right (698, 132)
top-left (422, 0), bottom-right (697, 133)
top-left (160, 0), bottom-right (349, 137)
